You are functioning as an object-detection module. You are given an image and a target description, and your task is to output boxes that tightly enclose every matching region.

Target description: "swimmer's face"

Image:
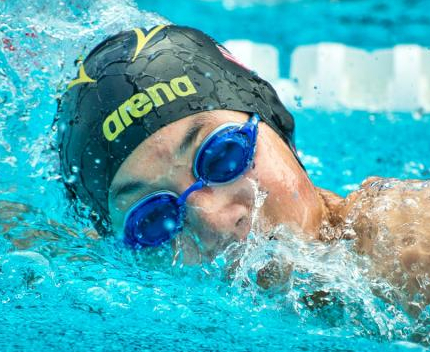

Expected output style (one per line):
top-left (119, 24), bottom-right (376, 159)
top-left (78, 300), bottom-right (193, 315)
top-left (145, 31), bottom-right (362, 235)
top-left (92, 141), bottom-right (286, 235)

top-left (108, 110), bottom-right (324, 262)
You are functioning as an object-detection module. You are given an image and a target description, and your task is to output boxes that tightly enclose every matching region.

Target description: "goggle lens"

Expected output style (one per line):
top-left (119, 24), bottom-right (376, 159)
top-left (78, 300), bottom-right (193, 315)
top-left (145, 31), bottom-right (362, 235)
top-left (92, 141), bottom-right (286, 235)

top-left (123, 114), bottom-right (259, 249)
top-left (124, 193), bottom-right (182, 248)
top-left (196, 131), bottom-right (254, 184)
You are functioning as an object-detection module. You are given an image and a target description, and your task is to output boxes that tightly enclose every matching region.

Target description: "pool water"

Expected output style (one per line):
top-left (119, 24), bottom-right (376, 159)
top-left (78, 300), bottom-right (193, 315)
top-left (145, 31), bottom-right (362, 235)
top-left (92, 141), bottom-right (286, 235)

top-left (1, 0), bottom-right (429, 351)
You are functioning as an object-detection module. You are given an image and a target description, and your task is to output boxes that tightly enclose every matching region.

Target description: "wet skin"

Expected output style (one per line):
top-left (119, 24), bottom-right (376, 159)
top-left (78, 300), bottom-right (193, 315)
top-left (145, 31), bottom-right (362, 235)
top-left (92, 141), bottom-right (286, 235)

top-left (336, 176), bottom-right (430, 312)
top-left (1, 110), bottom-right (428, 308)
top-left (107, 109), bottom-right (430, 307)
top-left (108, 110), bottom-right (331, 259)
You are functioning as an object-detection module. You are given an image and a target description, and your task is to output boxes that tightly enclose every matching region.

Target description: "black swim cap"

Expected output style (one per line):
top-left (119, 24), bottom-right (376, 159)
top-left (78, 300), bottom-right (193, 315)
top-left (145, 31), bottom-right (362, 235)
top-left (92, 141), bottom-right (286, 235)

top-left (56, 24), bottom-right (304, 232)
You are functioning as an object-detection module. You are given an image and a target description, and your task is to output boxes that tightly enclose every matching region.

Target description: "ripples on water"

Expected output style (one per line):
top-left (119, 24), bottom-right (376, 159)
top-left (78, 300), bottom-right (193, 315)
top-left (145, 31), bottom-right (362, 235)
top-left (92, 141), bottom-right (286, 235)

top-left (0, 0), bottom-right (429, 350)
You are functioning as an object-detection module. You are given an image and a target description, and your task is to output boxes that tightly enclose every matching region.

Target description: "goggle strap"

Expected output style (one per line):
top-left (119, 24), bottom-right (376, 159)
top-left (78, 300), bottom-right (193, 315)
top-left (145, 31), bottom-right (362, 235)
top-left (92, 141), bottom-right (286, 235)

top-left (238, 113), bottom-right (259, 142)
top-left (251, 113), bottom-right (260, 124)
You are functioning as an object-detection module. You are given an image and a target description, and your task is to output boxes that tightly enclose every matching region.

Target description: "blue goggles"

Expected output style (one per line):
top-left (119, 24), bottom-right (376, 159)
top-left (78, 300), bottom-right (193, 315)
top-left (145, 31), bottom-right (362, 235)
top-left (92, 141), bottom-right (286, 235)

top-left (123, 113), bottom-right (260, 249)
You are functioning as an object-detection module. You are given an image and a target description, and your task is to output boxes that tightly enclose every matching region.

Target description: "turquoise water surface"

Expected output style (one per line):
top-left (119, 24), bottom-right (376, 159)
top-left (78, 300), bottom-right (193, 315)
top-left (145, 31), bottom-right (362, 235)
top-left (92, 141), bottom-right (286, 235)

top-left (1, 0), bottom-right (429, 351)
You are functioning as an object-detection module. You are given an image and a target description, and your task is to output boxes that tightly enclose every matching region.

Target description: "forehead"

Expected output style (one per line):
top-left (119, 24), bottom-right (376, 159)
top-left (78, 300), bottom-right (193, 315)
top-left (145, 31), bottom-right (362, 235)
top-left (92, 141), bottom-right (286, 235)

top-left (110, 110), bottom-right (250, 184)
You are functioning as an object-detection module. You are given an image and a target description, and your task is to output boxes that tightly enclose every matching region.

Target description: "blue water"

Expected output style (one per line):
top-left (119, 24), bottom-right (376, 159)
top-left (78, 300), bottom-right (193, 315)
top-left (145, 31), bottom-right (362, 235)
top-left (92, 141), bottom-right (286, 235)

top-left (136, 0), bottom-right (430, 76)
top-left (1, 0), bottom-right (429, 351)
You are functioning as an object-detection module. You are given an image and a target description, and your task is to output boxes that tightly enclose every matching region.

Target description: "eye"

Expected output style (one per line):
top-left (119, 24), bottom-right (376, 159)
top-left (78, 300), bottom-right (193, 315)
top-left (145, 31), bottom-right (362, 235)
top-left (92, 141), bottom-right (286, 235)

top-left (199, 136), bottom-right (248, 181)
top-left (194, 126), bottom-right (255, 184)
top-left (123, 192), bottom-right (182, 247)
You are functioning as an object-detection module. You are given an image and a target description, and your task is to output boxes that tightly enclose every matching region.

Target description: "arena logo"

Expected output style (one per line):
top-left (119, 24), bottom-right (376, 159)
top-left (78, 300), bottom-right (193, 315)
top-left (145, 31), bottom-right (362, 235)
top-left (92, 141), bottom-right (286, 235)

top-left (132, 25), bottom-right (166, 62)
top-left (102, 75), bottom-right (197, 141)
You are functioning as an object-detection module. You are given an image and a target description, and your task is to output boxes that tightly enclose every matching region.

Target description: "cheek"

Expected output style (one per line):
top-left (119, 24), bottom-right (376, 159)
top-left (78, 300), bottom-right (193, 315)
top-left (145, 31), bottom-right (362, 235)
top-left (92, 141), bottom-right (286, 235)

top-left (253, 138), bottom-right (295, 195)
top-left (252, 136), bottom-right (319, 229)
top-left (258, 173), bottom-right (315, 231)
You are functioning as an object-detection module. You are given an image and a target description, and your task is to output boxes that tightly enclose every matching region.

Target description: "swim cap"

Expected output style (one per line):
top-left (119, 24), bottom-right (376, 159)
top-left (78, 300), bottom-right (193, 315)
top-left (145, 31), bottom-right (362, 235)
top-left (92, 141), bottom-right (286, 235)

top-left (56, 24), bottom-right (304, 232)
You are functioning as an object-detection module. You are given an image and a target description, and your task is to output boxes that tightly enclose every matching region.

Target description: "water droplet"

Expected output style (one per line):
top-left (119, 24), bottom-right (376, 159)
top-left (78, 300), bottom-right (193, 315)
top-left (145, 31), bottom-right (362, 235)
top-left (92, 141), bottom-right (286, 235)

top-left (94, 158), bottom-right (101, 164)
top-left (66, 175), bottom-right (76, 183)
top-left (294, 95), bottom-right (302, 108)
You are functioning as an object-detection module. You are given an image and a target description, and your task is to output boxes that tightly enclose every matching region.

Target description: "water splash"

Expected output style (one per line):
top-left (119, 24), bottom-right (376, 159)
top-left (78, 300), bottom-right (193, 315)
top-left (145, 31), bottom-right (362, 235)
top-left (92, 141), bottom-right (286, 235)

top-left (0, 0), bottom-right (430, 350)
top-left (0, 0), bottom-right (170, 214)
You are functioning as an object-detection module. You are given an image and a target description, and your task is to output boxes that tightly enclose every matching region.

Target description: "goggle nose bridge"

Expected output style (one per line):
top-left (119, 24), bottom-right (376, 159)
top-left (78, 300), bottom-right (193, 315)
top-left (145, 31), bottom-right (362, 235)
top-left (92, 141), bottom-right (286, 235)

top-left (123, 113), bottom-right (260, 248)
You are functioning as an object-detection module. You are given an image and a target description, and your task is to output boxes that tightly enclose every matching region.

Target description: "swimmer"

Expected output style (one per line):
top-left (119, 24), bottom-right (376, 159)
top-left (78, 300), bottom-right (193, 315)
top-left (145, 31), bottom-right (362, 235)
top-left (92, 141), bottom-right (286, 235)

top-left (10, 25), bottom-right (430, 310)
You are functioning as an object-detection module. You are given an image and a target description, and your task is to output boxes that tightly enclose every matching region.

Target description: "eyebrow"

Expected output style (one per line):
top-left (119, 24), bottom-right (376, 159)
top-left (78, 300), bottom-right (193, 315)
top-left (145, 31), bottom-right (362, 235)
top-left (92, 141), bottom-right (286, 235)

top-left (178, 114), bottom-right (212, 155)
top-left (111, 114), bottom-right (214, 202)
top-left (110, 180), bottom-right (147, 202)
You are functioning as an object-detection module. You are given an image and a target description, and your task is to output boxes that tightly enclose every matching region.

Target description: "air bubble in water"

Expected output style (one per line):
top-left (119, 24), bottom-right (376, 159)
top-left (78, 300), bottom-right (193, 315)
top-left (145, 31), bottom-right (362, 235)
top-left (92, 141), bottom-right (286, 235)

top-left (66, 175), bottom-right (77, 184)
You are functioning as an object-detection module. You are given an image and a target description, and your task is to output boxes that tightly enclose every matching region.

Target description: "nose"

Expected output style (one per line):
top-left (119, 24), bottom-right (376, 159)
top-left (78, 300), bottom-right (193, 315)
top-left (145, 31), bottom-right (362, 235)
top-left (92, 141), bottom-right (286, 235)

top-left (185, 186), bottom-right (252, 246)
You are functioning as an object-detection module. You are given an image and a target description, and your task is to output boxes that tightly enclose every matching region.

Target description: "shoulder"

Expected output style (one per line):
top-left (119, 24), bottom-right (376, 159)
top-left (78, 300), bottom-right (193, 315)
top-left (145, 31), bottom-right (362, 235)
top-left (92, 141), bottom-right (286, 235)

top-left (341, 176), bottom-right (430, 216)
top-left (338, 176), bottom-right (430, 252)
top-left (339, 176), bottom-right (402, 220)
top-left (337, 177), bottom-right (430, 308)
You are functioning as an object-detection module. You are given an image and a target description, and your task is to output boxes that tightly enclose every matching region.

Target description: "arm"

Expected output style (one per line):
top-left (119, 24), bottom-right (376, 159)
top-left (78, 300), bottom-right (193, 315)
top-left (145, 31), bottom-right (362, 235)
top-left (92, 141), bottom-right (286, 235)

top-left (0, 200), bottom-right (99, 250)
